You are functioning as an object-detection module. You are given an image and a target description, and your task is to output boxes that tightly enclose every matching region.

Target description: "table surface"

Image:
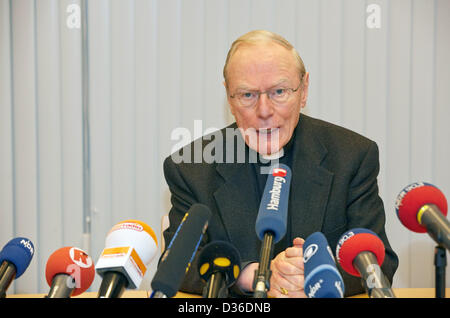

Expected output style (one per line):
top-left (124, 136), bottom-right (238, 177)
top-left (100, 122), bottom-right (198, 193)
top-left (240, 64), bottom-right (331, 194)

top-left (6, 288), bottom-right (450, 298)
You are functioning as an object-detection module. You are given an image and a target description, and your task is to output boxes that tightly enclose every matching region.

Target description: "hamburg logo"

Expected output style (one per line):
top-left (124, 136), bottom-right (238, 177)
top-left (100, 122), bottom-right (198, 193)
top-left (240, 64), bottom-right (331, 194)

top-left (272, 168), bottom-right (287, 177)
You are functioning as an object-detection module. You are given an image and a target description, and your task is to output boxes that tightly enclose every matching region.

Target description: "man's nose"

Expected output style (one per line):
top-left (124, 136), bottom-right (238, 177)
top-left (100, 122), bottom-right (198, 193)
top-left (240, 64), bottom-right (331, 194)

top-left (255, 93), bottom-right (274, 119)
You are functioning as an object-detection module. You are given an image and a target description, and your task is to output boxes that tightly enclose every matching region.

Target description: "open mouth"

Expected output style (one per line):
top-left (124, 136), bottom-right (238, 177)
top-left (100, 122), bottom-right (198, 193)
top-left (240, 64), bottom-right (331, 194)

top-left (256, 127), bottom-right (279, 135)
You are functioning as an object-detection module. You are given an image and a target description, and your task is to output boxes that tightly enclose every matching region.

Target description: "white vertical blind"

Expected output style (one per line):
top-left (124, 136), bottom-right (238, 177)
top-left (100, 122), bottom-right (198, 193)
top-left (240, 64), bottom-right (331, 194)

top-left (385, 0), bottom-right (414, 288)
top-left (8, 0), bottom-right (40, 293)
top-left (1, 0), bottom-right (449, 294)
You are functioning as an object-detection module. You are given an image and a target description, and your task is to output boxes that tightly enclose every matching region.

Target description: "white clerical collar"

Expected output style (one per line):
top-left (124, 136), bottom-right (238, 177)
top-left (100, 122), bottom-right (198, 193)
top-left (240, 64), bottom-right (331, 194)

top-left (261, 147), bottom-right (284, 161)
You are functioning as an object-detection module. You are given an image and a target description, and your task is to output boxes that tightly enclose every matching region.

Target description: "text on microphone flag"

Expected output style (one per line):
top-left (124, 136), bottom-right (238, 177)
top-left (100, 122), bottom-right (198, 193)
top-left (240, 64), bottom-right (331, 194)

top-left (272, 168), bottom-right (287, 177)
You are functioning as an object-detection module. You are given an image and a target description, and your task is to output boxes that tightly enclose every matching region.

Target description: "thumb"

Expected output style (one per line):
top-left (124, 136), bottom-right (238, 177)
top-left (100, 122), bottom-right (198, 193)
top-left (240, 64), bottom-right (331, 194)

top-left (293, 237), bottom-right (305, 248)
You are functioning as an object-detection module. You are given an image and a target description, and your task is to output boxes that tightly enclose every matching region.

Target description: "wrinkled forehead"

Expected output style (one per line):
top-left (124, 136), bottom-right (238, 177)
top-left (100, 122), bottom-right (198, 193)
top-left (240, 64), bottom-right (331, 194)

top-left (226, 42), bottom-right (299, 89)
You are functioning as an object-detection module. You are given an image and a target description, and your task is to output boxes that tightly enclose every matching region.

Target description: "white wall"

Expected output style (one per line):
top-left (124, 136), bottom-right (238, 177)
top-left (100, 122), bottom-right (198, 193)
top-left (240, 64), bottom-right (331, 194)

top-left (1, 0), bottom-right (449, 294)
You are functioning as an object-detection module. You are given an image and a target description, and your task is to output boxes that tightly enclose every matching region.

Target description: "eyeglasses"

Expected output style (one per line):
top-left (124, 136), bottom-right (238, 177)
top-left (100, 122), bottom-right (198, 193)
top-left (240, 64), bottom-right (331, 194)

top-left (229, 82), bottom-right (302, 108)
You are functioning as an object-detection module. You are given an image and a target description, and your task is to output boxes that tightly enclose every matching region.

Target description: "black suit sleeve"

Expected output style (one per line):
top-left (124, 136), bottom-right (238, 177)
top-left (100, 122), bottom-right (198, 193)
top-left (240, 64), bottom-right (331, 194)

top-left (342, 141), bottom-right (399, 296)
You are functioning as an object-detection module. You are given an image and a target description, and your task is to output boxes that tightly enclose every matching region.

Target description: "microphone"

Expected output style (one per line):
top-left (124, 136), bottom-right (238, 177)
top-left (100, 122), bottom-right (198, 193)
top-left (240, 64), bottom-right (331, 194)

top-left (0, 238), bottom-right (35, 298)
top-left (303, 232), bottom-right (344, 298)
top-left (395, 182), bottom-right (449, 250)
top-left (253, 164), bottom-right (292, 298)
top-left (336, 228), bottom-right (395, 298)
top-left (45, 246), bottom-right (95, 298)
top-left (151, 203), bottom-right (212, 298)
top-left (95, 219), bottom-right (158, 298)
top-left (197, 240), bottom-right (241, 298)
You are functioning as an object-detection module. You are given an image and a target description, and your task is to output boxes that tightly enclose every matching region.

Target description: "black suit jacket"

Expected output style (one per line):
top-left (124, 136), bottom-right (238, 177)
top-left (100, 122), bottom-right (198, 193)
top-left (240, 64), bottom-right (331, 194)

top-left (162, 114), bottom-right (399, 297)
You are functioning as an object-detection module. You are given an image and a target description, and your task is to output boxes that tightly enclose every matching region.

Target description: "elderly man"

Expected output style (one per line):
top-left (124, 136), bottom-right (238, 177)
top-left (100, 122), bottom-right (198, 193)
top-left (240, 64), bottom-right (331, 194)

top-left (162, 30), bottom-right (398, 297)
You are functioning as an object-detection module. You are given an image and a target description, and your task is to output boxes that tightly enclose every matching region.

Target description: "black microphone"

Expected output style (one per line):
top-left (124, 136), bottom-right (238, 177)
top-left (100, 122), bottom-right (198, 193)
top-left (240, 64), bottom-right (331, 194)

top-left (151, 203), bottom-right (212, 298)
top-left (0, 238), bottom-right (35, 298)
top-left (253, 164), bottom-right (292, 298)
top-left (197, 241), bottom-right (241, 298)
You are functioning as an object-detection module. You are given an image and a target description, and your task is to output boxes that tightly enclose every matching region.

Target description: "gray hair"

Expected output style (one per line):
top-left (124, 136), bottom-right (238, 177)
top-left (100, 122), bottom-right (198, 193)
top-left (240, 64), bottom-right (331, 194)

top-left (223, 30), bottom-right (306, 84)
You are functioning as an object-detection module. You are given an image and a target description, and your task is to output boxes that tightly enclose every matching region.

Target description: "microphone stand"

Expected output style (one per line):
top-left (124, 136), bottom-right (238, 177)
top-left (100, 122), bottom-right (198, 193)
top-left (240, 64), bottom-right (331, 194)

top-left (203, 272), bottom-right (226, 298)
top-left (434, 244), bottom-right (447, 298)
top-left (151, 291), bottom-right (168, 298)
top-left (253, 232), bottom-right (275, 298)
top-left (97, 272), bottom-right (128, 298)
top-left (353, 251), bottom-right (396, 298)
top-left (0, 261), bottom-right (16, 298)
top-left (46, 274), bottom-right (75, 298)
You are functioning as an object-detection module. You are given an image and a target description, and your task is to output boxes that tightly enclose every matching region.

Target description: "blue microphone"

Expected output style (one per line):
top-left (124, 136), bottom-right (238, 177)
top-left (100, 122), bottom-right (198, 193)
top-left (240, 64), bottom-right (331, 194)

top-left (0, 237), bottom-right (35, 297)
top-left (303, 232), bottom-right (345, 298)
top-left (255, 164), bottom-right (292, 243)
top-left (253, 164), bottom-right (292, 298)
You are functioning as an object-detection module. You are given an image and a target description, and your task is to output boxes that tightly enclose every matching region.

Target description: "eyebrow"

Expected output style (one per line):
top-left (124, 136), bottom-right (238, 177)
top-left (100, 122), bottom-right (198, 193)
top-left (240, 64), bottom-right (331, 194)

top-left (234, 78), bottom-right (291, 91)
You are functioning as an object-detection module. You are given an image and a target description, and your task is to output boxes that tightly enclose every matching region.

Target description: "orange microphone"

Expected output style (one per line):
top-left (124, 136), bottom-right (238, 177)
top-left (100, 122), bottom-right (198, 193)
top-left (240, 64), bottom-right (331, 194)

top-left (45, 246), bottom-right (95, 298)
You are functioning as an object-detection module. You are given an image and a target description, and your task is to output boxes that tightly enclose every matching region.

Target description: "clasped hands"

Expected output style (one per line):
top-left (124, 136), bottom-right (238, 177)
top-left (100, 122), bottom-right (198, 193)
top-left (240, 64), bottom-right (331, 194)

top-left (268, 237), bottom-right (306, 298)
top-left (237, 237), bottom-right (307, 298)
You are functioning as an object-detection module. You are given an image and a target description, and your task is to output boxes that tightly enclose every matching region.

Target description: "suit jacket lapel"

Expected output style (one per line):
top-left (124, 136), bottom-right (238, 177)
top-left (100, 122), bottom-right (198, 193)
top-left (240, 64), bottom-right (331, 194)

top-left (212, 124), bottom-right (262, 253)
top-left (214, 162), bottom-right (261, 257)
top-left (289, 115), bottom-right (334, 239)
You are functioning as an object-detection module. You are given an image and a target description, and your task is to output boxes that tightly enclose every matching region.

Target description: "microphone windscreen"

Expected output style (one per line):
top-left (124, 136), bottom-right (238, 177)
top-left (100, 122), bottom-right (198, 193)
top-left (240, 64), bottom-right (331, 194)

top-left (151, 203), bottom-right (212, 297)
top-left (336, 228), bottom-right (385, 277)
top-left (106, 220), bottom-right (158, 261)
top-left (45, 246), bottom-right (95, 296)
top-left (303, 232), bottom-right (344, 298)
top-left (96, 220), bottom-right (159, 289)
top-left (0, 237), bottom-right (35, 278)
top-left (255, 164), bottom-right (292, 243)
top-left (197, 241), bottom-right (241, 287)
top-left (395, 182), bottom-right (448, 233)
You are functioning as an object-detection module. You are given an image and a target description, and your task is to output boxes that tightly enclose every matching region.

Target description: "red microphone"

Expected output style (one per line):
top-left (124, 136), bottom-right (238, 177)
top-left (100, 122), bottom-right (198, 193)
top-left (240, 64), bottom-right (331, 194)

top-left (336, 228), bottom-right (395, 298)
top-left (395, 182), bottom-right (449, 250)
top-left (45, 246), bottom-right (95, 298)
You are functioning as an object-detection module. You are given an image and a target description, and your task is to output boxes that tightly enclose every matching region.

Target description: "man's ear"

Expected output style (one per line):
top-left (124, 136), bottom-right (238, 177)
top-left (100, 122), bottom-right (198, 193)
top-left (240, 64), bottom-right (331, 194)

top-left (300, 72), bottom-right (310, 109)
top-left (224, 81), bottom-right (236, 116)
